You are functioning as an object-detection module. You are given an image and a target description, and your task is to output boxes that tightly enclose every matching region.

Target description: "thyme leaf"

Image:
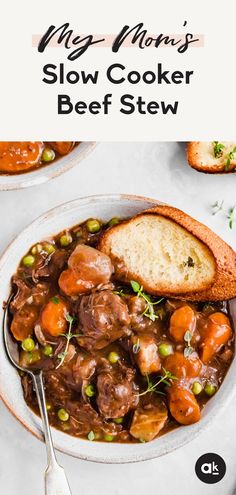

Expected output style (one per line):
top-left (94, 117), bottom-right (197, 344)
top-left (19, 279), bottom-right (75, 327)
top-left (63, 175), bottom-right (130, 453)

top-left (212, 201), bottom-right (236, 229)
top-left (213, 141), bottom-right (225, 158)
top-left (132, 338), bottom-right (141, 354)
top-left (225, 146), bottom-right (236, 171)
top-left (184, 330), bottom-right (194, 358)
top-left (130, 280), bottom-right (164, 322)
top-left (137, 368), bottom-right (177, 397)
top-left (56, 313), bottom-right (77, 369)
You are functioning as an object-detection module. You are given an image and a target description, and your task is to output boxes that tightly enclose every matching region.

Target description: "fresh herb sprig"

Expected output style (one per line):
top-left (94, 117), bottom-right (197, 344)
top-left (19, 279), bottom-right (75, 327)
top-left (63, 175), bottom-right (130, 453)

top-left (225, 146), bottom-right (236, 171)
top-left (213, 141), bottom-right (225, 158)
top-left (130, 280), bottom-right (164, 322)
top-left (132, 338), bottom-right (141, 354)
top-left (184, 330), bottom-right (194, 358)
top-left (212, 201), bottom-right (236, 229)
top-left (138, 368), bottom-right (177, 397)
top-left (56, 313), bottom-right (79, 369)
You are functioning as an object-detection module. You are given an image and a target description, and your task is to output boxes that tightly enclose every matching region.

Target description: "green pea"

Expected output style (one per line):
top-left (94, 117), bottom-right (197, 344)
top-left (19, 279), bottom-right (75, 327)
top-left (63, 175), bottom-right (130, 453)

top-left (31, 244), bottom-right (43, 255)
top-left (60, 234), bottom-right (72, 247)
top-left (46, 403), bottom-right (52, 411)
top-left (204, 383), bottom-right (217, 397)
top-left (114, 417), bottom-right (123, 424)
top-left (57, 408), bottom-right (69, 422)
top-left (22, 255), bottom-right (35, 267)
top-left (158, 343), bottom-right (173, 357)
top-left (44, 243), bottom-right (56, 255)
top-left (85, 384), bottom-right (96, 397)
top-left (86, 219), bottom-right (101, 233)
top-left (104, 434), bottom-right (114, 442)
top-left (21, 338), bottom-right (35, 352)
top-left (108, 351), bottom-right (120, 364)
top-left (192, 381), bottom-right (203, 395)
top-left (43, 345), bottom-right (53, 357)
top-left (108, 217), bottom-right (120, 227)
top-left (42, 148), bottom-right (55, 162)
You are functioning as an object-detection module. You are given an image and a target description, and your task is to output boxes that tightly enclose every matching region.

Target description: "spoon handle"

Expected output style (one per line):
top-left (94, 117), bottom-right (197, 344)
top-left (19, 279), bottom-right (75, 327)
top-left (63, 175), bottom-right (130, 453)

top-left (32, 372), bottom-right (72, 495)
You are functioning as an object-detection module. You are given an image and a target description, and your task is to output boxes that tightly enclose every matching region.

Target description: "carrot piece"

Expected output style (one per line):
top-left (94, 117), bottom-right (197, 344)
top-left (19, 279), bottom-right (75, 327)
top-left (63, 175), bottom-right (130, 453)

top-left (11, 306), bottom-right (39, 341)
top-left (164, 351), bottom-right (202, 379)
top-left (169, 305), bottom-right (196, 343)
top-left (41, 297), bottom-right (68, 336)
top-left (200, 312), bottom-right (232, 364)
top-left (58, 269), bottom-right (93, 296)
top-left (168, 385), bottom-right (201, 425)
top-left (0, 142), bottom-right (44, 173)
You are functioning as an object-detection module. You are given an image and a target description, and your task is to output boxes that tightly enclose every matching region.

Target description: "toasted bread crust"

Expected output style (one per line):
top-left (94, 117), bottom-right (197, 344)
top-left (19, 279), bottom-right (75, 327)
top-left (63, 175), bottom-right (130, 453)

top-left (187, 142), bottom-right (236, 174)
top-left (99, 205), bottom-right (236, 301)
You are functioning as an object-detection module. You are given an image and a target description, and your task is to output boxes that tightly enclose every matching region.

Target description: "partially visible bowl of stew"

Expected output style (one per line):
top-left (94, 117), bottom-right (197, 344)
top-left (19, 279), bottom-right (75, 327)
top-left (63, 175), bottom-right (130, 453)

top-left (0, 194), bottom-right (236, 463)
top-left (0, 141), bottom-right (96, 190)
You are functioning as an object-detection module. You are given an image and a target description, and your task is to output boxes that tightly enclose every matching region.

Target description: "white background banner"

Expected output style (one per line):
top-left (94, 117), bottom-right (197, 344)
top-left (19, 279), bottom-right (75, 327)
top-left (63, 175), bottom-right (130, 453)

top-left (0, 0), bottom-right (235, 140)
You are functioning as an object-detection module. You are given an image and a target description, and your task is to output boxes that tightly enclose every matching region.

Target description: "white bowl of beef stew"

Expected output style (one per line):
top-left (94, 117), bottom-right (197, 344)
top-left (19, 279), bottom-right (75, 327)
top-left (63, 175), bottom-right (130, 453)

top-left (0, 194), bottom-right (236, 463)
top-left (0, 142), bottom-right (96, 190)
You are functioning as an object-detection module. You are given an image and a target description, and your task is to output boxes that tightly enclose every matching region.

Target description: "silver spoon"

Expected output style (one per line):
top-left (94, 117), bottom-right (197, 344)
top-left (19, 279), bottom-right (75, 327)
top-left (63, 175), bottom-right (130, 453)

top-left (3, 295), bottom-right (72, 495)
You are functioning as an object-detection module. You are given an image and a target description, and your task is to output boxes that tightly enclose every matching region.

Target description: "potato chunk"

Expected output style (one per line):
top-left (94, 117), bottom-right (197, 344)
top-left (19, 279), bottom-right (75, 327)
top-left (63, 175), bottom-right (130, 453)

top-left (132, 334), bottom-right (161, 375)
top-left (130, 399), bottom-right (168, 442)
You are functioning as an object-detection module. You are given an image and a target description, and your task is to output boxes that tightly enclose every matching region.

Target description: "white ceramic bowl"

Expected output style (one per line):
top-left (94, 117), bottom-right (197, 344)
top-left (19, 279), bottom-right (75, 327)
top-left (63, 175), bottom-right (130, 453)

top-left (0, 194), bottom-right (236, 463)
top-left (0, 142), bottom-right (96, 190)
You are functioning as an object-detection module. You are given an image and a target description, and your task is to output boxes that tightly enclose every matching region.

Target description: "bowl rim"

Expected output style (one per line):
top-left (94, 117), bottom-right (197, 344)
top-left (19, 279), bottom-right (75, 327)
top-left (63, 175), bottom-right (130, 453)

top-left (0, 142), bottom-right (97, 191)
top-left (1, 193), bottom-right (236, 463)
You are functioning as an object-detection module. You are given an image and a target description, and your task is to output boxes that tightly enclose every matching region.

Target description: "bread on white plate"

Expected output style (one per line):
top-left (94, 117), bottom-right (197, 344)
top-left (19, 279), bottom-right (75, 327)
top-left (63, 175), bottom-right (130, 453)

top-left (99, 205), bottom-right (236, 301)
top-left (187, 141), bottom-right (236, 173)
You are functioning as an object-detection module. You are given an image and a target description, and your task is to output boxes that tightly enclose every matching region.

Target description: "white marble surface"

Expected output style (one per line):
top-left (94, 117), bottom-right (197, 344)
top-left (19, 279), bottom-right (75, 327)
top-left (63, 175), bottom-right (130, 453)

top-left (1, 142), bottom-right (236, 495)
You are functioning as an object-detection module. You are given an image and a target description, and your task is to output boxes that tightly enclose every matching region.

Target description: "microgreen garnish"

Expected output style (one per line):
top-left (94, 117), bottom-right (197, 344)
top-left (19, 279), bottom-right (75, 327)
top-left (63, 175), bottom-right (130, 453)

top-left (87, 431), bottom-right (95, 441)
top-left (212, 200), bottom-right (224, 215)
top-left (137, 368), bottom-right (177, 397)
top-left (213, 141), bottom-right (225, 158)
top-left (133, 338), bottom-right (141, 354)
top-left (113, 288), bottom-right (127, 297)
top-left (56, 313), bottom-right (79, 369)
top-left (183, 256), bottom-right (195, 268)
top-left (212, 201), bottom-right (236, 229)
top-left (52, 296), bottom-right (59, 305)
top-left (228, 205), bottom-right (236, 229)
top-left (225, 146), bottom-right (236, 171)
top-left (184, 330), bottom-right (194, 358)
top-left (130, 280), bottom-right (164, 322)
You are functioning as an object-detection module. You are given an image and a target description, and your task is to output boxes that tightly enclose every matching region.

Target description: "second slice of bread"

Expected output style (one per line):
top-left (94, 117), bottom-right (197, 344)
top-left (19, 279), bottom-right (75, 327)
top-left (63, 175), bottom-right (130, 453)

top-left (187, 142), bottom-right (236, 173)
top-left (99, 205), bottom-right (236, 301)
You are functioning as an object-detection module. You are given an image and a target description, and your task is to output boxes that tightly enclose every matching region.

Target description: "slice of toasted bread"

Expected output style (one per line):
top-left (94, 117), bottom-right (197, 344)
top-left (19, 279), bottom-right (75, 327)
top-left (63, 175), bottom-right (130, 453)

top-left (187, 142), bottom-right (236, 173)
top-left (99, 205), bottom-right (236, 301)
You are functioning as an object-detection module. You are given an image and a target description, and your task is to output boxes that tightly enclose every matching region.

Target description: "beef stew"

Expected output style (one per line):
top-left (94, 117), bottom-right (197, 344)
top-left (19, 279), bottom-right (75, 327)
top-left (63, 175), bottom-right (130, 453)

top-left (0, 142), bottom-right (77, 174)
top-left (9, 217), bottom-right (234, 443)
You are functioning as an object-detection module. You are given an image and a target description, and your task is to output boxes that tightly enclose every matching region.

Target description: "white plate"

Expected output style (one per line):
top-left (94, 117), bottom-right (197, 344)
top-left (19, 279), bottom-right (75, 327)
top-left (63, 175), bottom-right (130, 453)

top-left (0, 142), bottom-right (96, 190)
top-left (0, 194), bottom-right (235, 463)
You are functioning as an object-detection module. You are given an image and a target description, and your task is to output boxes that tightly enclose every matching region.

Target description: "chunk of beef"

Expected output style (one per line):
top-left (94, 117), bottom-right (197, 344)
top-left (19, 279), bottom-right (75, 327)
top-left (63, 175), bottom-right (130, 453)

top-left (65, 400), bottom-right (121, 436)
top-left (78, 290), bottom-right (131, 350)
top-left (72, 355), bottom-right (97, 384)
top-left (11, 276), bottom-right (50, 312)
top-left (96, 363), bottom-right (138, 418)
top-left (49, 142), bottom-right (75, 155)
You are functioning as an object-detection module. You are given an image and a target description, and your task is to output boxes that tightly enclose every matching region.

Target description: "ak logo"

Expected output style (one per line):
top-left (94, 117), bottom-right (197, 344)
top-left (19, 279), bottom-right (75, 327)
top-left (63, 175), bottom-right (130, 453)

top-left (195, 453), bottom-right (226, 484)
